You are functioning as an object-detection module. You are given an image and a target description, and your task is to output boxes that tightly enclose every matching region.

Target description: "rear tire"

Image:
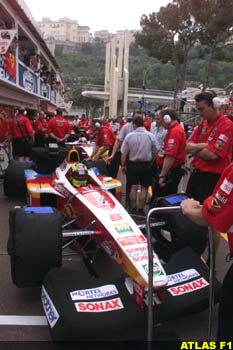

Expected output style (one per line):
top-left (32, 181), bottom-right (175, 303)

top-left (3, 160), bottom-right (32, 197)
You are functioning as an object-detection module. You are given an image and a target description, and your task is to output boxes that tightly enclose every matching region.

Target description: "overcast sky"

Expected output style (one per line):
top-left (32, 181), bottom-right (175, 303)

top-left (24, 0), bottom-right (170, 34)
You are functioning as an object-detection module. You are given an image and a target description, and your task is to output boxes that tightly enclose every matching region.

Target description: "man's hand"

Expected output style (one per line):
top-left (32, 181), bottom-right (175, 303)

top-left (2, 140), bottom-right (9, 148)
top-left (159, 177), bottom-right (166, 187)
top-left (181, 198), bottom-right (201, 215)
top-left (106, 155), bottom-right (113, 164)
top-left (121, 165), bottom-right (126, 173)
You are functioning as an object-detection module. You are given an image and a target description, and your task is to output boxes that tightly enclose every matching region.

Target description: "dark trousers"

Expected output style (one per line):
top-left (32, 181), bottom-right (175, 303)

top-left (153, 166), bottom-right (184, 198)
top-left (217, 263), bottom-right (233, 341)
top-left (107, 150), bottom-right (121, 178)
top-left (186, 169), bottom-right (220, 204)
top-left (35, 134), bottom-right (46, 148)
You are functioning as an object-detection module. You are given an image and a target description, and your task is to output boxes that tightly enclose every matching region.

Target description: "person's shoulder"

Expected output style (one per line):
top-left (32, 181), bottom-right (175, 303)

top-left (222, 115), bottom-right (233, 125)
top-left (123, 129), bottom-right (134, 140)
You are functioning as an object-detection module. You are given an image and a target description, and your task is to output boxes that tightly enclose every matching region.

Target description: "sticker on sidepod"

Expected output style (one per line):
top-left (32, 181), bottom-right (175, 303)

top-left (75, 297), bottom-right (124, 313)
top-left (168, 277), bottom-right (209, 296)
top-left (126, 246), bottom-right (149, 263)
top-left (110, 214), bottom-right (123, 221)
top-left (117, 235), bottom-right (147, 247)
top-left (113, 222), bottom-right (133, 234)
top-left (143, 263), bottom-right (165, 277)
top-left (101, 241), bottom-right (123, 264)
top-left (167, 269), bottom-right (200, 287)
top-left (41, 286), bottom-right (59, 328)
top-left (70, 284), bottom-right (119, 301)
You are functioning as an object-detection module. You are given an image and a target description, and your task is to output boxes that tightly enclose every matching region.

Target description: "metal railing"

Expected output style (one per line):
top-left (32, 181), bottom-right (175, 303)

top-left (83, 84), bottom-right (174, 97)
top-left (146, 206), bottom-right (216, 342)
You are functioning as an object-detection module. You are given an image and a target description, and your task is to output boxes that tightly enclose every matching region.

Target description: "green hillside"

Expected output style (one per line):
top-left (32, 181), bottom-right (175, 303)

top-left (55, 41), bottom-right (233, 106)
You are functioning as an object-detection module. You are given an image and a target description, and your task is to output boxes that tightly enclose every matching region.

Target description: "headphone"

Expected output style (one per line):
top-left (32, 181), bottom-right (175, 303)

top-left (163, 114), bottom-right (172, 123)
top-left (212, 97), bottom-right (223, 109)
top-left (206, 90), bottom-right (222, 109)
top-left (17, 109), bottom-right (27, 115)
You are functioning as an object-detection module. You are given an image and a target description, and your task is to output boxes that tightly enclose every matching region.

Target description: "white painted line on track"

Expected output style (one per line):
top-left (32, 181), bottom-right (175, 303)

top-left (0, 315), bottom-right (48, 326)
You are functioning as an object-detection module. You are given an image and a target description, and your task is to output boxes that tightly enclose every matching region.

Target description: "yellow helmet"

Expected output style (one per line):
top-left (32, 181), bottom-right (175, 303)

top-left (70, 163), bottom-right (88, 188)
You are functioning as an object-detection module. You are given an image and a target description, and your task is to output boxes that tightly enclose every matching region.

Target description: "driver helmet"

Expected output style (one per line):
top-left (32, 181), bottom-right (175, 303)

top-left (70, 163), bottom-right (88, 187)
top-left (79, 137), bottom-right (87, 143)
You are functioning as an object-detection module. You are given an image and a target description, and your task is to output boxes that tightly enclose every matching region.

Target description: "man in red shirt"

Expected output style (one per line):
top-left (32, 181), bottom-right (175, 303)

top-left (154, 108), bottom-right (186, 197)
top-left (90, 120), bottom-right (116, 161)
top-left (9, 107), bottom-right (34, 161)
top-left (181, 162), bottom-right (233, 341)
top-left (34, 111), bottom-right (48, 147)
top-left (186, 91), bottom-right (233, 204)
top-left (143, 114), bottom-right (151, 131)
top-left (78, 114), bottom-right (91, 131)
top-left (47, 109), bottom-right (71, 145)
top-left (116, 115), bottom-right (126, 133)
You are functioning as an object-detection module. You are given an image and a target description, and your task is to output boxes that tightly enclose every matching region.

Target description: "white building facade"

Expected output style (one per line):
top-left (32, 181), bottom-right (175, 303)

top-left (38, 17), bottom-right (92, 43)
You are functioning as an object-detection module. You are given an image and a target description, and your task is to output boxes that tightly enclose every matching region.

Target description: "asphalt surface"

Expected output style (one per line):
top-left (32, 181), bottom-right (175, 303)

top-left (0, 174), bottom-right (231, 344)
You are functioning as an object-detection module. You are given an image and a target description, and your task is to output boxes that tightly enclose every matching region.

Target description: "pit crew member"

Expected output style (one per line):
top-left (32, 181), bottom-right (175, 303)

top-left (186, 91), bottom-right (233, 204)
top-left (47, 109), bottom-right (71, 146)
top-left (9, 107), bottom-right (34, 161)
top-left (181, 162), bottom-right (233, 341)
top-left (154, 108), bottom-right (186, 197)
top-left (34, 111), bottom-right (48, 147)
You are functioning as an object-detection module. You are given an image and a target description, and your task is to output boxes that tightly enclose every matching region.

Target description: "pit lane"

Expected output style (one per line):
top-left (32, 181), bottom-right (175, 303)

top-left (0, 177), bottom-right (231, 342)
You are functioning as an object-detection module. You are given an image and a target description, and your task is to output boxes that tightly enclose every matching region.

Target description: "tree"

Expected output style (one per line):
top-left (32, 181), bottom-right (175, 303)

top-left (68, 86), bottom-right (103, 117)
top-left (134, 0), bottom-right (198, 96)
top-left (189, 0), bottom-right (233, 90)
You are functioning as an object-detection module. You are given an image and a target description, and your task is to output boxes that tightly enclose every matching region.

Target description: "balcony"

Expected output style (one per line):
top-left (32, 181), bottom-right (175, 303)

top-left (0, 56), bottom-right (63, 109)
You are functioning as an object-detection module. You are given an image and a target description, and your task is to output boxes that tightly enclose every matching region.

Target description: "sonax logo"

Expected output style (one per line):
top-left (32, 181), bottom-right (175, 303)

top-left (75, 297), bottom-right (124, 313)
top-left (41, 286), bottom-right (59, 328)
top-left (168, 277), bottom-right (209, 296)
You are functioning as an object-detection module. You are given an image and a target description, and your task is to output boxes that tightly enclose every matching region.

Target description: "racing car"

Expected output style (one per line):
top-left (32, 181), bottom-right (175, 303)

top-left (6, 146), bottom-right (221, 341)
top-left (7, 146), bottom-right (168, 306)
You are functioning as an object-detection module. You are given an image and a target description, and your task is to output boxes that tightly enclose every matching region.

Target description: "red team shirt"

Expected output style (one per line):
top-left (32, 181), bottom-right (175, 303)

top-left (144, 117), bottom-right (151, 132)
top-left (96, 125), bottom-right (116, 150)
top-left (47, 116), bottom-right (70, 138)
top-left (10, 114), bottom-right (33, 139)
top-left (202, 163), bottom-right (233, 252)
top-left (78, 119), bottom-right (91, 130)
top-left (156, 121), bottom-right (186, 168)
top-left (188, 114), bottom-right (233, 173)
top-left (34, 118), bottom-right (48, 136)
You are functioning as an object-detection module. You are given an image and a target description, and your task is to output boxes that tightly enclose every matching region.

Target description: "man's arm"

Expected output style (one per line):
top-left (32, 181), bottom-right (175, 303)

top-left (196, 148), bottom-right (219, 160)
top-left (60, 133), bottom-right (70, 143)
top-left (159, 155), bottom-right (175, 177)
top-left (186, 142), bottom-right (207, 155)
top-left (106, 139), bottom-right (122, 164)
top-left (180, 198), bottom-right (208, 226)
top-left (187, 141), bottom-right (219, 160)
top-left (49, 132), bottom-right (61, 142)
top-left (159, 155), bottom-right (175, 187)
top-left (121, 153), bottom-right (127, 173)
